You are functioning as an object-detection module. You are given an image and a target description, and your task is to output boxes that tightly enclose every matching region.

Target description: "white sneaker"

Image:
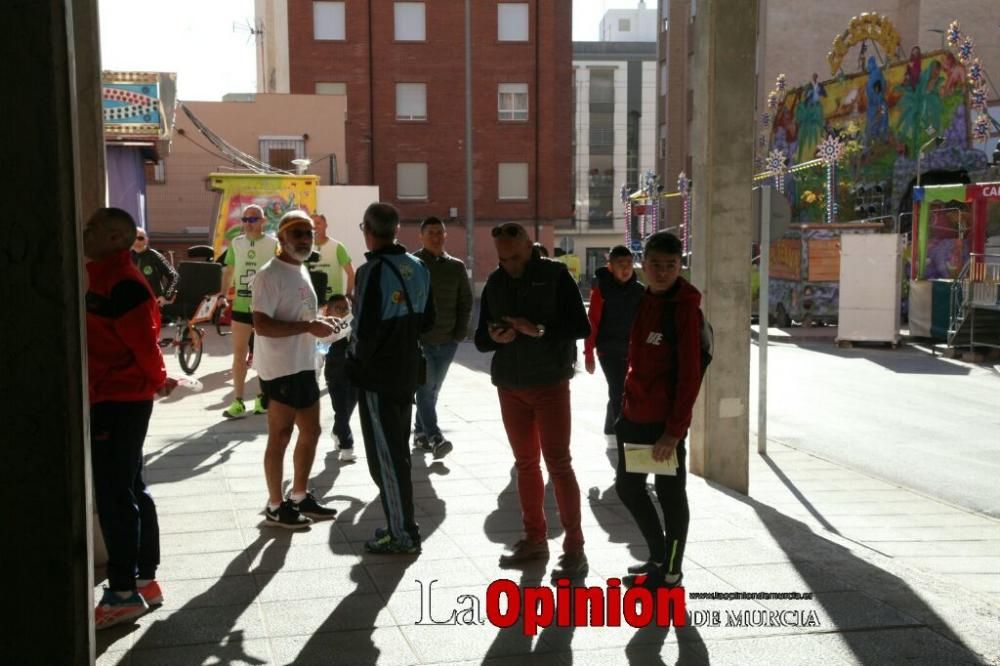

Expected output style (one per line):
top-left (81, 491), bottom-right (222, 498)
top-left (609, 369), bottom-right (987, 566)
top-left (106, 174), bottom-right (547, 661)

top-left (606, 434), bottom-right (617, 450)
top-left (339, 448), bottom-right (357, 462)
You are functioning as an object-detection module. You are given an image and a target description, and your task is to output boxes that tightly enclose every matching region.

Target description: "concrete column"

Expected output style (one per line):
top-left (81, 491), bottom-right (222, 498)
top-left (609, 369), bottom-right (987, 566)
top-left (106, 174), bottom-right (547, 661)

top-left (1, 0), bottom-right (103, 662)
top-left (662, 0), bottom-right (692, 228)
top-left (687, 0), bottom-right (758, 494)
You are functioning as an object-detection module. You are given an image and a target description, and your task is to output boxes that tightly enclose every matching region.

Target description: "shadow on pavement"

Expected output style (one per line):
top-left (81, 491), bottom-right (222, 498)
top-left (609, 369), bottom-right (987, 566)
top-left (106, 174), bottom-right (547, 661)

top-left (720, 461), bottom-right (989, 664)
top-left (289, 453), bottom-right (446, 664)
top-left (752, 334), bottom-right (973, 376)
top-left (143, 419), bottom-right (263, 485)
top-left (106, 531), bottom-right (294, 663)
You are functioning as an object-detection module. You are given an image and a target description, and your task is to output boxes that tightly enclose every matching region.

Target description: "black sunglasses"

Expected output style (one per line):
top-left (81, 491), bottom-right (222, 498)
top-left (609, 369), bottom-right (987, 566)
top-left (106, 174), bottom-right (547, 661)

top-left (241, 216), bottom-right (262, 223)
top-left (491, 224), bottom-right (521, 238)
top-left (135, 236), bottom-right (147, 241)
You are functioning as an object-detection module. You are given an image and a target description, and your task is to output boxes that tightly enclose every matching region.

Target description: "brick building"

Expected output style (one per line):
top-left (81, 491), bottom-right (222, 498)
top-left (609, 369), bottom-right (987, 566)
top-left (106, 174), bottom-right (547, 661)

top-left (255, 0), bottom-right (574, 281)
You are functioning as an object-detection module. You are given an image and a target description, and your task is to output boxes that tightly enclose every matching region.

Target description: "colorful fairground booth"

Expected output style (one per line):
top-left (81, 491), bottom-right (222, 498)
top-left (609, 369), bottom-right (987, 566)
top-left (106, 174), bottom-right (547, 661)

top-left (103, 71), bottom-right (177, 230)
top-left (909, 182), bottom-right (1000, 350)
top-left (750, 14), bottom-right (997, 339)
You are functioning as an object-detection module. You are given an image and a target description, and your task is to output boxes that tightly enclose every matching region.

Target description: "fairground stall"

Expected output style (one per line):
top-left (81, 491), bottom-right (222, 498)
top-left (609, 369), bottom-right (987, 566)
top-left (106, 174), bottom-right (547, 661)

top-left (754, 15), bottom-right (993, 328)
top-left (910, 182), bottom-right (1000, 350)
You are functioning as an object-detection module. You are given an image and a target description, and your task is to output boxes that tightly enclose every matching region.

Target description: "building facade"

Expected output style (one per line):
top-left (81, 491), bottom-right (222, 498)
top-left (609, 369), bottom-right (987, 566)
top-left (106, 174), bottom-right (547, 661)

top-left (599, 0), bottom-right (659, 43)
top-left (144, 93), bottom-right (347, 257)
top-left (562, 41), bottom-right (658, 287)
top-left (657, 0), bottom-right (1000, 230)
top-left (255, 0), bottom-right (574, 282)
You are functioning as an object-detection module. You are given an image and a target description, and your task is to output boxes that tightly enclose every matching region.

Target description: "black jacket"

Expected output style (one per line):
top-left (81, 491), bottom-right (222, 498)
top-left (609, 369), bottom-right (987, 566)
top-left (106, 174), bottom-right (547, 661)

top-left (584, 266), bottom-right (644, 360)
top-left (475, 256), bottom-right (590, 389)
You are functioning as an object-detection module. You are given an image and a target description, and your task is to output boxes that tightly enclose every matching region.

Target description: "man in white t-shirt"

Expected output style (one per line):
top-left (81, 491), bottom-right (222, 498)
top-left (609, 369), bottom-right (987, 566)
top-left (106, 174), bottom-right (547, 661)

top-left (251, 210), bottom-right (339, 529)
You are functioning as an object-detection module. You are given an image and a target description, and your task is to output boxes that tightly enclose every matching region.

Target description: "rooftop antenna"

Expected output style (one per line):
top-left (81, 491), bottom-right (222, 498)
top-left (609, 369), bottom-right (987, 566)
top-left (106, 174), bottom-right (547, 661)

top-left (232, 18), bottom-right (263, 46)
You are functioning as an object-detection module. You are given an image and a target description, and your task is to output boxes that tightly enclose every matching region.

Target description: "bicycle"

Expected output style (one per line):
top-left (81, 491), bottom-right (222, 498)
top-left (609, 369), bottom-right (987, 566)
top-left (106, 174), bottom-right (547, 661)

top-left (159, 247), bottom-right (225, 375)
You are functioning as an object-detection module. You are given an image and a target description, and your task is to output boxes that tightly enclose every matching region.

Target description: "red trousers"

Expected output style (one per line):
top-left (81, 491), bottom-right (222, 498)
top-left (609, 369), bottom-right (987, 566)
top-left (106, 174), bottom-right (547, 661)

top-left (497, 380), bottom-right (584, 553)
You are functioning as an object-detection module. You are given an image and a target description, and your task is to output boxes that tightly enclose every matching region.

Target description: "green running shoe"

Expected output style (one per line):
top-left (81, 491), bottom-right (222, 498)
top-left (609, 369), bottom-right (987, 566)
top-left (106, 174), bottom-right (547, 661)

top-left (223, 398), bottom-right (247, 419)
top-left (253, 394), bottom-right (268, 415)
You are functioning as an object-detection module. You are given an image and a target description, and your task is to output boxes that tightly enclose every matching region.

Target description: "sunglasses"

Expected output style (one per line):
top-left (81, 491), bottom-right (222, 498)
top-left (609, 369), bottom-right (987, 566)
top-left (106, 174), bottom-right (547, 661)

top-left (491, 224), bottom-right (521, 238)
top-left (241, 216), bottom-right (262, 223)
top-left (135, 236), bottom-right (147, 241)
top-left (287, 228), bottom-right (314, 239)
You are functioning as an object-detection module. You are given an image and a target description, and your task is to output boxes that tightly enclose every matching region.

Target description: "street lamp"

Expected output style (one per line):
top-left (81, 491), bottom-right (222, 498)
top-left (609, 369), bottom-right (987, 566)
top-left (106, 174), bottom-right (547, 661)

top-left (915, 134), bottom-right (944, 191)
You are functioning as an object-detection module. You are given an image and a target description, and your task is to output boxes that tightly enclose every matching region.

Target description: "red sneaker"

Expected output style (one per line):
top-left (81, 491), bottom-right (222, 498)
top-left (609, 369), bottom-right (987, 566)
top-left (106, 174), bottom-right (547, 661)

top-left (95, 588), bottom-right (148, 630)
top-left (138, 579), bottom-right (163, 606)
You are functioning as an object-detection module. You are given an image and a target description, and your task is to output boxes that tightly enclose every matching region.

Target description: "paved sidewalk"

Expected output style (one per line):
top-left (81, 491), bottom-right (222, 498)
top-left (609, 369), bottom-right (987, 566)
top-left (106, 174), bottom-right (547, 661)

top-left (96, 336), bottom-right (1000, 665)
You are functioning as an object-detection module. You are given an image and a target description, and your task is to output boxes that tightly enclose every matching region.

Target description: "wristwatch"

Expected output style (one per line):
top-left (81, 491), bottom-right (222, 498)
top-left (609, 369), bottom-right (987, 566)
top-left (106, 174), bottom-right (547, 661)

top-left (535, 324), bottom-right (546, 337)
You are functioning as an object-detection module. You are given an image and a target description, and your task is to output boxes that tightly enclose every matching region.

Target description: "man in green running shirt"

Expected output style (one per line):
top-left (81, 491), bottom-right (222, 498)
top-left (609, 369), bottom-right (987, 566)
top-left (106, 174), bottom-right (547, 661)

top-left (221, 204), bottom-right (279, 418)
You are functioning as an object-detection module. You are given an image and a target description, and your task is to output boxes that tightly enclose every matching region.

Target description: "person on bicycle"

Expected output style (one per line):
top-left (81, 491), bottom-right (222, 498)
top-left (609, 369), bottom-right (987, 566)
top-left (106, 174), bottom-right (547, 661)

top-left (221, 204), bottom-right (278, 419)
top-left (131, 230), bottom-right (179, 308)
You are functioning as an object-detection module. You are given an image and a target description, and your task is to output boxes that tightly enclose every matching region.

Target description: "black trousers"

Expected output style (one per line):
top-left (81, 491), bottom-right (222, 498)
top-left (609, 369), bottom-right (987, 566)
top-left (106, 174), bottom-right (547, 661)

top-left (598, 352), bottom-right (628, 435)
top-left (358, 390), bottom-right (419, 545)
top-left (614, 428), bottom-right (689, 575)
top-left (323, 356), bottom-right (357, 449)
top-left (91, 400), bottom-right (159, 591)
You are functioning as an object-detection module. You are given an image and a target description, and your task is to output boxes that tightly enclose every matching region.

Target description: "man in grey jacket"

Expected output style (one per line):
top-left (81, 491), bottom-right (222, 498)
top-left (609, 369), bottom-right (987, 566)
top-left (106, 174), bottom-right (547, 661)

top-left (412, 216), bottom-right (473, 458)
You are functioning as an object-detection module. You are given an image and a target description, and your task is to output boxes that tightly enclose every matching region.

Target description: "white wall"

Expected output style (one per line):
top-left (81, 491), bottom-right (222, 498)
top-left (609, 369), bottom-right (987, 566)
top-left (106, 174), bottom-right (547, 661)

top-left (316, 185), bottom-right (380, 271)
top-left (599, 7), bottom-right (658, 43)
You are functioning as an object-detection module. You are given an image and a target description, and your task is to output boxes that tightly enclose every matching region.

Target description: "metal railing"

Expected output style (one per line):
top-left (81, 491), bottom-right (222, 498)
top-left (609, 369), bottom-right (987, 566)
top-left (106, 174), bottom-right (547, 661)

top-left (947, 252), bottom-right (1000, 347)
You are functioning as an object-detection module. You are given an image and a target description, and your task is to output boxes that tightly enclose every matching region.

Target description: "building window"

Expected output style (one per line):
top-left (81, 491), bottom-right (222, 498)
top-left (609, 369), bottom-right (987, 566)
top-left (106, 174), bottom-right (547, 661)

top-left (259, 136), bottom-right (306, 171)
top-left (498, 162), bottom-right (529, 200)
top-left (396, 83), bottom-right (427, 120)
top-left (315, 81), bottom-right (346, 95)
top-left (144, 160), bottom-right (165, 185)
top-left (313, 1), bottom-right (346, 41)
top-left (397, 163), bottom-right (428, 200)
top-left (619, 18), bottom-right (631, 31)
top-left (498, 3), bottom-right (529, 41)
top-left (498, 83), bottom-right (528, 121)
top-left (394, 2), bottom-right (426, 41)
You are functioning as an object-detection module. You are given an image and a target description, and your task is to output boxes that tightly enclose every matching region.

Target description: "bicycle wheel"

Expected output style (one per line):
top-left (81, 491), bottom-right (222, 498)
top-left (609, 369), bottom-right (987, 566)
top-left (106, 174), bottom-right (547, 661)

top-left (177, 324), bottom-right (204, 375)
top-left (213, 303), bottom-right (231, 336)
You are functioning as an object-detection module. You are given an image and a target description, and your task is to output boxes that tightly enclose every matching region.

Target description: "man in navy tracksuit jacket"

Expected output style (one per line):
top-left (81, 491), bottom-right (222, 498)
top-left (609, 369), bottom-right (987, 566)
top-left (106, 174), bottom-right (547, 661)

top-left (347, 203), bottom-right (435, 554)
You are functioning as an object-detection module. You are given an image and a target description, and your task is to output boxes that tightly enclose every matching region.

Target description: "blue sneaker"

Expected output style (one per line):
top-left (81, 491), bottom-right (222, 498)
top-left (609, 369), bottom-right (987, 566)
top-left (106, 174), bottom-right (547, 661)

top-left (95, 587), bottom-right (148, 630)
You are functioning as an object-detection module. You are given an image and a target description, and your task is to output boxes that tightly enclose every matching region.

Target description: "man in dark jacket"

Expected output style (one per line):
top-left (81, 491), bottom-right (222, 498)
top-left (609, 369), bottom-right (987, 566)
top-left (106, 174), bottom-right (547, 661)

top-left (84, 208), bottom-right (177, 629)
top-left (584, 245), bottom-right (644, 449)
top-left (413, 216), bottom-right (473, 458)
top-left (474, 223), bottom-right (591, 579)
top-left (348, 202), bottom-right (435, 554)
top-left (130, 231), bottom-right (179, 306)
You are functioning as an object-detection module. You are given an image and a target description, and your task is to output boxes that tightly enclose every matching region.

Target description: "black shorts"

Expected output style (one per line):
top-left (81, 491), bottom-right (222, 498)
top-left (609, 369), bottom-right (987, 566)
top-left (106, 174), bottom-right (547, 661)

top-left (260, 370), bottom-right (320, 409)
top-left (231, 310), bottom-right (253, 325)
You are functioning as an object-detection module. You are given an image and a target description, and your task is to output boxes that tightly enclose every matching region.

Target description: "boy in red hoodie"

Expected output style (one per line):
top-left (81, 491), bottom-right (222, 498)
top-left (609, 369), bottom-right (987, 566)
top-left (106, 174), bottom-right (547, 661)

top-left (615, 231), bottom-right (702, 588)
top-left (84, 208), bottom-right (176, 629)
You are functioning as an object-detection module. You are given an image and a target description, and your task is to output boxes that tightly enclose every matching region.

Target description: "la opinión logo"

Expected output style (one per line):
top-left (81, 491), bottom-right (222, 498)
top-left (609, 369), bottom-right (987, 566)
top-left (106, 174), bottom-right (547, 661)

top-left (415, 577), bottom-right (686, 635)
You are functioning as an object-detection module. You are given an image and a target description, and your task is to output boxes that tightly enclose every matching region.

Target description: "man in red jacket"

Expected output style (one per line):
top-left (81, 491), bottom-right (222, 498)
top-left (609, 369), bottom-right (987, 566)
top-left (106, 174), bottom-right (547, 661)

top-left (84, 208), bottom-right (176, 629)
top-left (615, 231), bottom-right (702, 588)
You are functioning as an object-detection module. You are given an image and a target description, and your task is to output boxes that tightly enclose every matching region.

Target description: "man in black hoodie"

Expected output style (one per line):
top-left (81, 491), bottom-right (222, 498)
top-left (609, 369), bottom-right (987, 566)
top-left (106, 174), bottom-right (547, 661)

top-left (584, 245), bottom-right (644, 449)
top-left (475, 223), bottom-right (592, 579)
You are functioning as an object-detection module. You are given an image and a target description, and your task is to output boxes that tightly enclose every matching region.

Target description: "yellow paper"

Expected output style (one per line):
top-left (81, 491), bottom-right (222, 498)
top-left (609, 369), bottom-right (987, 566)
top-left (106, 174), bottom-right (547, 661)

top-left (623, 443), bottom-right (678, 476)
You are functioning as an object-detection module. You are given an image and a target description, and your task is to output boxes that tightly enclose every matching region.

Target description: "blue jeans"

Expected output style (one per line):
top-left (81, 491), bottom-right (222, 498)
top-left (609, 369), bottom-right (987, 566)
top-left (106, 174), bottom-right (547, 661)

top-left (414, 341), bottom-right (458, 439)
